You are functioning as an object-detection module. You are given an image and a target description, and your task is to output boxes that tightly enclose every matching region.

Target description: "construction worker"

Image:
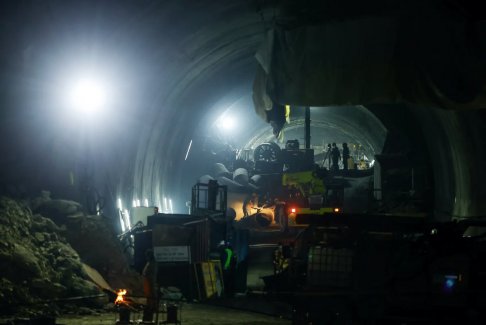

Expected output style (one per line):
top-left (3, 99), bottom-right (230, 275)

top-left (220, 242), bottom-right (236, 297)
top-left (326, 143), bottom-right (332, 169)
top-left (331, 143), bottom-right (341, 171)
top-left (243, 192), bottom-right (259, 217)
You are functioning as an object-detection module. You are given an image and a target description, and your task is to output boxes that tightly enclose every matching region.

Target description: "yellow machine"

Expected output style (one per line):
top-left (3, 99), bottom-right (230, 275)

top-left (281, 170), bottom-right (342, 227)
top-left (286, 206), bottom-right (341, 227)
top-left (282, 170), bottom-right (325, 196)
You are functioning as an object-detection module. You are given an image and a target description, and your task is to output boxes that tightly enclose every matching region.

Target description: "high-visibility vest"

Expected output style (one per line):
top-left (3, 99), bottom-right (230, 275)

top-left (224, 248), bottom-right (233, 270)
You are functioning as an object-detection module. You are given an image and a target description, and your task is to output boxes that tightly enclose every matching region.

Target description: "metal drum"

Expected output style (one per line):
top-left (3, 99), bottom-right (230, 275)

top-left (233, 168), bottom-right (249, 185)
top-left (213, 163), bottom-right (232, 178)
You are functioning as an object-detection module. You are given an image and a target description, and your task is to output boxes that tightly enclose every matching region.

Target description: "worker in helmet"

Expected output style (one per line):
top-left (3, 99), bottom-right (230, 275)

top-left (219, 242), bottom-right (236, 297)
top-left (243, 192), bottom-right (259, 217)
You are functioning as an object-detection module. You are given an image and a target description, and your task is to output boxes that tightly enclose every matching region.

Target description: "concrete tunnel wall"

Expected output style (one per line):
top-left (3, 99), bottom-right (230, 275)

top-left (242, 106), bottom-right (387, 158)
top-left (1, 1), bottom-right (485, 221)
top-left (125, 3), bottom-right (486, 220)
top-left (419, 108), bottom-right (486, 219)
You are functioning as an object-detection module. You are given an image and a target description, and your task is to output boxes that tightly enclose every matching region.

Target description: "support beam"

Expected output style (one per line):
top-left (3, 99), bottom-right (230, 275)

top-left (305, 106), bottom-right (311, 149)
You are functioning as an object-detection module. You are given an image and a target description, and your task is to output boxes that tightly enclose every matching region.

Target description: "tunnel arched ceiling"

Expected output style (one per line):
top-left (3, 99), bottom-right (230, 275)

top-left (243, 106), bottom-right (387, 157)
top-left (1, 1), bottom-right (486, 220)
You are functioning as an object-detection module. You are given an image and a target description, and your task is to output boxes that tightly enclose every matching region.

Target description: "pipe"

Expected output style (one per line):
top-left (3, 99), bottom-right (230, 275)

top-left (305, 106), bottom-right (311, 149)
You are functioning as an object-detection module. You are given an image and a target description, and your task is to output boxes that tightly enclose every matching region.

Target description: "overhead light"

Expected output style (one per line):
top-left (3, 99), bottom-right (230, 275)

top-left (67, 76), bottom-right (109, 115)
top-left (217, 115), bottom-right (235, 131)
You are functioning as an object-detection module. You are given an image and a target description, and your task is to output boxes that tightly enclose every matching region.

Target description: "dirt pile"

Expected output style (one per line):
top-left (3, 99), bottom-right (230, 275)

top-left (0, 196), bottom-right (101, 315)
top-left (32, 192), bottom-right (143, 296)
top-left (0, 192), bottom-right (144, 317)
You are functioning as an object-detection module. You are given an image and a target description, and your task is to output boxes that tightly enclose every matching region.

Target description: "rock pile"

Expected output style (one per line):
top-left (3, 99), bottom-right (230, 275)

top-left (0, 196), bottom-right (100, 316)
top-left (34, 198), bottom-right (143, 296)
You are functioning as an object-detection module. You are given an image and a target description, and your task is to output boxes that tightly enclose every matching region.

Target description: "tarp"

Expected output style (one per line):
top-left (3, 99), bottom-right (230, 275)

top-left (253, 14), bottom-right (486, 116)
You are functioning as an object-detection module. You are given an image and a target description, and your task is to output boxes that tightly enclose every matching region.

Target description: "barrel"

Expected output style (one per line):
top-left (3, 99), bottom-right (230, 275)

top-left (233, 168), bottom-right (249, 185)
top-left (213, 163), bottom-right (232, 178)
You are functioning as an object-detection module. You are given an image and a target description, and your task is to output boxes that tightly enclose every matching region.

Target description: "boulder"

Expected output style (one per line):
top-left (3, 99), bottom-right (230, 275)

top-left (233, 168), bottom-right (249, 185)
top-left (3, 243), bottom-right (43, 279)
top-left (34, 200), bottom-right (83, 225)
top-left (31, 214), bottom-right (61, 233)
top-left (31, 278), bottom-right (67, 298)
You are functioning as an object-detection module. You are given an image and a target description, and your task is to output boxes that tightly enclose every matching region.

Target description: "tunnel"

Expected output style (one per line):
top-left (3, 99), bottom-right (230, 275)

top-left (1, 1), bottom-right (486, 324)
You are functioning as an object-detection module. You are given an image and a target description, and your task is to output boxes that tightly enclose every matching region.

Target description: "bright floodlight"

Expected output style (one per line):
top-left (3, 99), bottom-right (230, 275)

top-left (218, 116), bottom-right (235, 130)
top-left (67, 77), bottom-right (108, 114)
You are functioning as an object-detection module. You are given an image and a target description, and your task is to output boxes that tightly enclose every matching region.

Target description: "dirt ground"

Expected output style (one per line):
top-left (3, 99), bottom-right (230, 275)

top-left (52, 304), bottom-right (290, 325)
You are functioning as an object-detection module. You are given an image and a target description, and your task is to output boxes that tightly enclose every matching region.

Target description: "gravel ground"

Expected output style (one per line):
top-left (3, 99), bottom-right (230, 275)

top-left (52, 304), bottom-right (290, 325)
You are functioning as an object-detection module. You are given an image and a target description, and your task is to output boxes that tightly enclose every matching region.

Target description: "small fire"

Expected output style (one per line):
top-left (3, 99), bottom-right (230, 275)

top-left (115, 289), bottom-right (127, 304)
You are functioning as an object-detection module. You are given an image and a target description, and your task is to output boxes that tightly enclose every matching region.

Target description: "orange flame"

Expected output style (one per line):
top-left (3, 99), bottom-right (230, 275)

top-left (115, 289), bottom-right (127, 304)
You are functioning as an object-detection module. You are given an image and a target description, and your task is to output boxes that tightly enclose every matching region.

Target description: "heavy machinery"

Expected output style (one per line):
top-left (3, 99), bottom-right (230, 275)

top-left (231, 138), bottom-right (347, 231)
top-left (279, 167), bottom-right (344, 229)
top-left (234, 108), bottom-right (347, 230)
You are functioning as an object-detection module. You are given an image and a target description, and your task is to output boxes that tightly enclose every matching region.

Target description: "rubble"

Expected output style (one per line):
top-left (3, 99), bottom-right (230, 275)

top-left (0, 196), bottom-right (101, 316)
top-left (33, 199), bottom-right (143, 296)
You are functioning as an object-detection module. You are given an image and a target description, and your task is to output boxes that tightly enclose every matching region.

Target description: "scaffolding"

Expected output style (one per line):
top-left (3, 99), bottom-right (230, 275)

top-left (190, 182), bottom-right (227, 218)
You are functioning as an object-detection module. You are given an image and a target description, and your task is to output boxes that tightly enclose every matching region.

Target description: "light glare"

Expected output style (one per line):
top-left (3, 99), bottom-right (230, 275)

top-left (184, 140), bottom-right (193, 161)
top-left (124, 209), bottom-right (131, 230)
top-left (218, 116), bottom-right (235, 130)
top-left (67, 77), bottom-right (108, 114)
